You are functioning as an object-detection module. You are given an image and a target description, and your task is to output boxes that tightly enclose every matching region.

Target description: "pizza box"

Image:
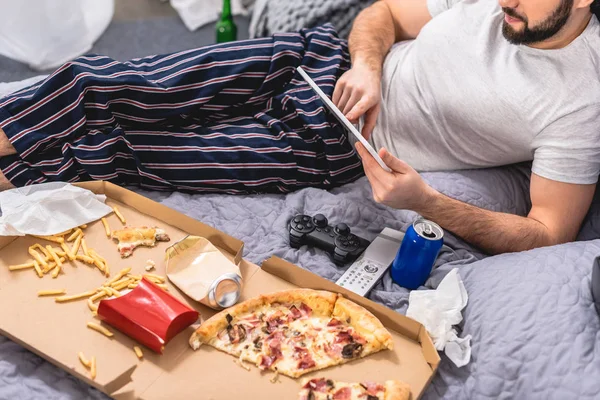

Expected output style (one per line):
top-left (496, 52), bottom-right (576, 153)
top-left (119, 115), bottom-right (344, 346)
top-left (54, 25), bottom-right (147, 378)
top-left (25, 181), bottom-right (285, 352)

top-left (0, 181), bottom-right (440, 399)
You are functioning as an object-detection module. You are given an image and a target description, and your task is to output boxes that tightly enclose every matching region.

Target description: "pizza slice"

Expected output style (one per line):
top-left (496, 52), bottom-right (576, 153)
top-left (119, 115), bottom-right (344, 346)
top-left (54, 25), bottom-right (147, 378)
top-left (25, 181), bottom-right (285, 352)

top-left (298, 378), bottom-right (410, 400)
top-left (111, 226), bottom-right (170, 258)
top-left (189, 289), bottom-right (394, 378)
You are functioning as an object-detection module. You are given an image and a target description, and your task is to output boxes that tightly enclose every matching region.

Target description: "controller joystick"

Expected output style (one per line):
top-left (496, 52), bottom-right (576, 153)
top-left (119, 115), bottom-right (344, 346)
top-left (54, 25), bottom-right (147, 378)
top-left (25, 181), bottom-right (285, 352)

top-left (288, 214), bottom-right (370, 265)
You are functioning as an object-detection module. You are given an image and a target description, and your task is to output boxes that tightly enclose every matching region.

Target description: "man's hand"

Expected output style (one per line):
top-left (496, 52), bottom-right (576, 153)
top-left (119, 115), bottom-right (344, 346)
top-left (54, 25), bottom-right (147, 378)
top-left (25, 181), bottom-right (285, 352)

top-left (356, 142), bottom-right (596, 254)
top-left (333, 62), bottom-right (382, 140)
top-left (355, 142), bottom-right (435, 209)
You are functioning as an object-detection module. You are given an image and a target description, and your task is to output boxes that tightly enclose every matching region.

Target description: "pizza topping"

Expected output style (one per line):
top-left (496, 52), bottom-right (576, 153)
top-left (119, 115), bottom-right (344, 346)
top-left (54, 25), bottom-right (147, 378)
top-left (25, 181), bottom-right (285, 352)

top-left (226, 314), bottom-right (233, 324)
top-left (341, 343), bottom-right (363, 359)
top-left (366, 396), bottom-right (379, 400)
top-left (332, 387), bottom-right (351, 400)
top-left (361, 382), bottom-right (385, 396)
top-left (335, 330), bottom-right (354, 344)
top-left (226, 324), bottom-right (247, 344)
top-left (299, 302), bottom-right (313, 317)
top-left (298, 354), bottom-right (316, 370)
top-left (305, 378), bottom-right (329, 392)
top-left (253, 337), bottom-right (263, 350)
top-left (327, 318), bottom-right (342, 327)
top-left (289, 305), bottom-right (303, 320)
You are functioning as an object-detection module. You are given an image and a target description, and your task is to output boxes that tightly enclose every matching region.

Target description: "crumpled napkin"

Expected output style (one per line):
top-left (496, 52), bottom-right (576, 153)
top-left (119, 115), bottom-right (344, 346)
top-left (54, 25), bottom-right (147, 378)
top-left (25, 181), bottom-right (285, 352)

top-left (406, 268), bottom-right (472, 367)
top-left (0, 182), bottom-right (112, 236)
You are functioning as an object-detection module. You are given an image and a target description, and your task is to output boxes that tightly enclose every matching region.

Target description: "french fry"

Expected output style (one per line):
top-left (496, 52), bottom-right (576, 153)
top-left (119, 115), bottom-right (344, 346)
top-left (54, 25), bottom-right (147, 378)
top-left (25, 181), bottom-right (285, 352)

top-left (32, 244), bottom-right (52, 260)
top-left (87, 299), bottom-right (98, 312)
top-left (104, 268), bottom-right (131, 287)
top-left (51, 265), bottom-right (61, 279)
top-left (81, 238), bottom-right (89, 256)
top-left (54, 249), bottom-right (67, 258)
top-left (42, 261), bottom-right (55, 275)
top-left (55, 228), bottom-right (73, 236)
top-left (28, 247), bottom-right (48, 269)
top-left (101, 218), bottom-right (111, 237)
top-left (72, 235), bottom-right (82, 255)
top-left (113, 279), bottom-right (133, 291)
top-left (106, 287), bottom-right (121, 297)
top-left (110, 276), bottom-right (131, 288)
top-left (87, 322), bottom-right (113, 338)
top-left (55, 290), bottom-right (96, 303)
top-left (46, 245), bottom-right (62, 267)
top-left (37, 289), bottom-right (66, 296)
top-left (33, 260), bottom-right (43, 278)
top-left (80, 224), bottom-right (88, 229)
top-left (31, 234), bottom-right (64, 244)
top-left (143, 274), bottom-right (166, 283)
top-left (9, 261), bottom-right (35, 271)
top-left (78, 352), bottom-right (91, 368)
top-left (66, 229), bottom-right (83, 242)
top-left (90, 290), bottom-right (107, 303)
top-left (130, 274), bottom-right (143, 281)
top-left (133, 346), bottom-right (143, 360)
top-left (157, 284), bottom-right (169, 291)
top-left (113, 206), bottom-right (126, 224)
top-left (76, 254), bottom-right (95, 264)
top-left (61, 242), bottom-right (75, 261)
top-left (127, 283), bottom-right (138, 289)
top-left (90, 356), bottom-right (97, 380)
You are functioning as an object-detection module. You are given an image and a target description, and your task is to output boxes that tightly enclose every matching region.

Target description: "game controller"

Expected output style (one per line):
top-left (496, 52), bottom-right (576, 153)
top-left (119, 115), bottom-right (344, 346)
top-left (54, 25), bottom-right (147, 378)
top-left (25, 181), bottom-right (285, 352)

top-left (288, 213), bottom-right (370, 265)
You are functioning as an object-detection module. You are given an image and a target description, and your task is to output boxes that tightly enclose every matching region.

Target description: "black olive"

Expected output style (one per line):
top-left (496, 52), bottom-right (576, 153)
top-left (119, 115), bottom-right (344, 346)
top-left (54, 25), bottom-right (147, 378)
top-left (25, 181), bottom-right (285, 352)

top-left (226, 314), bottom-right (233, 324)
top-left (366, 396), bottom-right (379, 400)
top-left (253, 337), bottom-right (262, 349)
top-left (307, 390), bottom-right (315, 400)
top-left (341, 343), bottom-right (363, 359)
top-left (326, 379), bottom-right (334, 388)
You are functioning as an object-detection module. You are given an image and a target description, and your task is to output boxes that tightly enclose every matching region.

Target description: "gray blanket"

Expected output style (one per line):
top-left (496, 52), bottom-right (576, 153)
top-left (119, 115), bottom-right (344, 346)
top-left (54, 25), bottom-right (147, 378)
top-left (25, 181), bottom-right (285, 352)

top-left (1, 164), bottom-right (600, 399)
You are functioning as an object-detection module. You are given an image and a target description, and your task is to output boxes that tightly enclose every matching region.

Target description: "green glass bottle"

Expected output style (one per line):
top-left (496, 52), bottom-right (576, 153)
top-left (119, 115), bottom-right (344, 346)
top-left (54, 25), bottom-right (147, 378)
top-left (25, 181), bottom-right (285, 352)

top-left (216, 0), bottom-right (237, 43)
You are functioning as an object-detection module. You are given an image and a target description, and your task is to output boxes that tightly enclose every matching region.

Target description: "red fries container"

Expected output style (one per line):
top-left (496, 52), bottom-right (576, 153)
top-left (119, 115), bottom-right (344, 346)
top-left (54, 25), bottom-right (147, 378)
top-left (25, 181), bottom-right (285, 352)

top-left (97, 277), bottom-right (199, 353)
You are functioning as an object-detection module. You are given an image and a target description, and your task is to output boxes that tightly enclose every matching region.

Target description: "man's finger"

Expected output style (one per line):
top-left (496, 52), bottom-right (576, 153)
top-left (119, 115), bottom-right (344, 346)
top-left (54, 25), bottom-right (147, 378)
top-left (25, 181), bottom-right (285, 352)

top-left (379, 147), bottom-right (411, 174)
top-left (356, 143), bottom-right (387, 194)
top-left (332, 78), bottom-right (345, 105)
top-left (336, 89), bottom-right (352, 115)
top-left (343, 90), bottom-right (362, 116)
top-left (346, 97), bottom-right (371, 122)
top-left (361, 104), bottom-right (380, 140)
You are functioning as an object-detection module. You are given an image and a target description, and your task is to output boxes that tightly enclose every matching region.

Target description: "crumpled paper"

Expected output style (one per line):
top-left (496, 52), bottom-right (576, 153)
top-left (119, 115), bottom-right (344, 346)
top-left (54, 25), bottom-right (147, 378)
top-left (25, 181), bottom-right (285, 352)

top-left (406, 268), bottom-right (472, 367)
top-left (0, 182), bottom-right (113, 236)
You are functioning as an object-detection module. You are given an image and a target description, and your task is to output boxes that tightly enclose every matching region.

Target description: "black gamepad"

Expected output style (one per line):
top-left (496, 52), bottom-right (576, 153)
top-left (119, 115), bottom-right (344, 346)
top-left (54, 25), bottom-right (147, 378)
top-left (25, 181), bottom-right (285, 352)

top-left (288, 213), bottom-right (370, 265)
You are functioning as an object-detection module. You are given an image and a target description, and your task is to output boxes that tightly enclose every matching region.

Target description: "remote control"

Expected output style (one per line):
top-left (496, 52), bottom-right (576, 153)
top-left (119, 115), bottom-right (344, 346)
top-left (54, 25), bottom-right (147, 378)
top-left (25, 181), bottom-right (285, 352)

top-left (336, 227), bottom-right (405, 296)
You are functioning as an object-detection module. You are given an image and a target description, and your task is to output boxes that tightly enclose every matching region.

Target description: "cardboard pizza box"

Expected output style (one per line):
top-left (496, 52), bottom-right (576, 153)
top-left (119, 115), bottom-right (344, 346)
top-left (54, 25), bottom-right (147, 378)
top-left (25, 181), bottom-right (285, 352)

top-left (0, 182), bottom-right (439, 399)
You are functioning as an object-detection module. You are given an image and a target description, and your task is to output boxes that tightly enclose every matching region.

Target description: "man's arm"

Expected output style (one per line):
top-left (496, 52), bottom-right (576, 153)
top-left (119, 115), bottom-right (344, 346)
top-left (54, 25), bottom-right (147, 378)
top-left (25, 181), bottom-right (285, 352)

top-left (333, 0), bottom-right (432, 138)
top-left (356, 143), bottom-right (596, 254)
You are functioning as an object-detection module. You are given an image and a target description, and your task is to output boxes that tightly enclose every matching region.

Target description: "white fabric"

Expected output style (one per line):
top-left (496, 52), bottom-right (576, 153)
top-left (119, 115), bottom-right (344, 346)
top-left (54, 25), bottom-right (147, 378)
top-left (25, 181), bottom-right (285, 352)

top-left (170, 0), bottom-right (249, 31)
top-left (0, 0), bottom-right (114, 71)
top-left (0, 75), bottom-right (47, 99)
top-left (406, 268), bottom-right (471, 367)
top-left (0, 182), bottom-right (112, 236)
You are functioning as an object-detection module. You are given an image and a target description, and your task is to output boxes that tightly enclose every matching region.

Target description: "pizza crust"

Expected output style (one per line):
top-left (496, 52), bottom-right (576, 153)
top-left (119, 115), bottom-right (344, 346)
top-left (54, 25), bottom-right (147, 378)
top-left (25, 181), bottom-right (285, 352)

top-left (260, 288), bottom-right (337, 316)
top-left (384, 380), bottom-right (411, 400)
top-left (333, 297), bottom-right (394, 351)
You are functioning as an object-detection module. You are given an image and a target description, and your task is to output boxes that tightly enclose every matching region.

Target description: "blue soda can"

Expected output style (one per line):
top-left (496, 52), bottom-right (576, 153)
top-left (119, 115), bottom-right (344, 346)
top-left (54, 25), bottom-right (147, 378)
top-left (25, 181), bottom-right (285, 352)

top-left (391, 218), bottom-right (444, 290)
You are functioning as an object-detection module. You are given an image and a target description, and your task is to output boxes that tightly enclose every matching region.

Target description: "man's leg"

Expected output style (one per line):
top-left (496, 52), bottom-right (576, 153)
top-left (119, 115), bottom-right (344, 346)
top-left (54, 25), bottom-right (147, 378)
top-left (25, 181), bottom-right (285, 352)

top-left (0, 25), bottom-right (362, 192)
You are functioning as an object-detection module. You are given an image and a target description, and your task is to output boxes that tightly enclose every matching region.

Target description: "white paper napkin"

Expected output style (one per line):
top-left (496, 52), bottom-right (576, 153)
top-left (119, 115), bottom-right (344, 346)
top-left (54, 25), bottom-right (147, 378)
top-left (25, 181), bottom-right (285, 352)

top-left (0, 182), bottom-right (113, 236)
top-left (406, 268), bottom-right (472, 367)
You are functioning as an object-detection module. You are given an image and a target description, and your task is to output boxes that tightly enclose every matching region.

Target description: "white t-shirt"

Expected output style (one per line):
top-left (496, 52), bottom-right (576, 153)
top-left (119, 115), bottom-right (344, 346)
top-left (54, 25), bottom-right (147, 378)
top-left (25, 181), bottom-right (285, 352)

top-left (369, 0), bottom-right (600, 184)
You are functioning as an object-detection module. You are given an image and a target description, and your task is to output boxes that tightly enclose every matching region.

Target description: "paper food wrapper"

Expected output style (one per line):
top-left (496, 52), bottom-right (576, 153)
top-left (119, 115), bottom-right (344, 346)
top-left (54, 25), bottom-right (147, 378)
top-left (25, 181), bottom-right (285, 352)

top-left (0, 182), bottom-right (113, 236)
top-left (165, 235), bottom-right (242, 308)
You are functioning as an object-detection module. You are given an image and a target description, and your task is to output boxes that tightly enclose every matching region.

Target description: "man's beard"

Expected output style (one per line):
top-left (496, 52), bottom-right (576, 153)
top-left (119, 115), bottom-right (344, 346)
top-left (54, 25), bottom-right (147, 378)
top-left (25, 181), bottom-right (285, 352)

top-left (502, 0), bottom-right (573, 45)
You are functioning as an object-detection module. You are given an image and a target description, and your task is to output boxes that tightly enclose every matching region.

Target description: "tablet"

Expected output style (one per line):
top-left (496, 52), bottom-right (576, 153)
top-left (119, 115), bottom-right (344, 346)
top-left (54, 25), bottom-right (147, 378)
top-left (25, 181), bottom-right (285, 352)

top-left (296, 66), bottom-right (391, 172)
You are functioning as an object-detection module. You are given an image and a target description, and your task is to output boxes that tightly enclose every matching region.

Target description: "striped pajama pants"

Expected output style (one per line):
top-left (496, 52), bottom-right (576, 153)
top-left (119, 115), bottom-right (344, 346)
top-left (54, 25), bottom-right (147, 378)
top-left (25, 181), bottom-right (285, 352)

top-left (0, 25), bottom-right (363, 194)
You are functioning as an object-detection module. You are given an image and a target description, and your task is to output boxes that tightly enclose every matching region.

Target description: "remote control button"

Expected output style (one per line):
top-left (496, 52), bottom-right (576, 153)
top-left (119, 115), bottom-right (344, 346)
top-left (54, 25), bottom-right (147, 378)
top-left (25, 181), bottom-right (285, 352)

top-left (324, 227), bottom-right (331, 233)
top-left (302, 216), bottom-right (310, 222)
top-left (316, 228), bottom-right (321, 232)
top-left (364, 265), bottom-right (378, 274)
top-left (335, 223), bottom-right (350, 236)
top-left (306, 222), bottom-right (313, 228)
top-left (293, 216), bottom-right (301, 223)
top-left (329, 233), bottom-right (335, 237)
top-left (313, 214), bottom-right (328, 228)
top-left (297, 223), bottom-right (304, 230)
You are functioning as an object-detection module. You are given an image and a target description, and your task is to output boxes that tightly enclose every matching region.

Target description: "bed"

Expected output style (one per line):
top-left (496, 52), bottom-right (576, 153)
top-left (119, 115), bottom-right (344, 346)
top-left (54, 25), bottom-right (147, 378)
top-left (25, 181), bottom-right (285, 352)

top-left (1, 152), bottom-right (599, 399)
